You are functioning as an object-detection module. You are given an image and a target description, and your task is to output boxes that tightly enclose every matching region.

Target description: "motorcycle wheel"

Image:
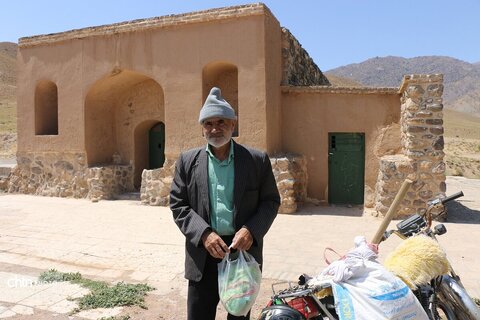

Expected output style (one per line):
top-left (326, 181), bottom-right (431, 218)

top-left (431, 298), bottom-right (456, 320)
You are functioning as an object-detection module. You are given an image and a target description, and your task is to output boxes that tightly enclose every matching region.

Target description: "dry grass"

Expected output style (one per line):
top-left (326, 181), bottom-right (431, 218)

top-left (325, 73), bottom-right (363, 87)
top-left (0, 97), bottom-right (17, 159)
top-left (0, 98), bottom-right (16, 133)
top-left (444, 109), bottom-right (480, 179)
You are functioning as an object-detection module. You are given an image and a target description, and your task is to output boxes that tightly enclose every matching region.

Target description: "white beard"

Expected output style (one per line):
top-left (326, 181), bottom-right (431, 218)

top-left (206, 132), bottom-right (232, 148)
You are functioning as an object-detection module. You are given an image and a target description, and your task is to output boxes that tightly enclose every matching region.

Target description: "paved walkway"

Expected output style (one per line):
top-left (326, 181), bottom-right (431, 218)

top-left (0, 176), bottom-right (479, 318)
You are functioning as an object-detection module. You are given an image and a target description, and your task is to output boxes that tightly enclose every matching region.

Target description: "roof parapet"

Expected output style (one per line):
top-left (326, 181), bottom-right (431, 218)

top-left (398, 74), bottom-right (444, 93)
top-left (19, 3), bottom-right (271, 48)
top-left (281, 85), bottom-right (399, 95)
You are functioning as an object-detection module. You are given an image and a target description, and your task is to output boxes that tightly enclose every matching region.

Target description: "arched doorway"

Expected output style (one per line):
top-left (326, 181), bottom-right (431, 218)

top-left (85, 69), bottom-right (165, 190)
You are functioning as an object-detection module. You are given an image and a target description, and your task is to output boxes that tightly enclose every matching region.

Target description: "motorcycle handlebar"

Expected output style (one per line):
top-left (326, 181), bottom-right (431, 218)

top-left (441, 191), bottom-right (464, 204)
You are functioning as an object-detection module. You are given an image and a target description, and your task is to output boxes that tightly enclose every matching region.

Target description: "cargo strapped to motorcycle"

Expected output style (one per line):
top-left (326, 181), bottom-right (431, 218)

top-left (323, 247), bottom-right (345, 265)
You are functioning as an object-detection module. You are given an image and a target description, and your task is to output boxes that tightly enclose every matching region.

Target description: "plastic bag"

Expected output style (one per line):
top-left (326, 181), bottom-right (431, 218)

top-left (313, 236), bottom-right (428, 320)
top-left (218, 250), bottom-right (262, 316)
top-left (332, 260), bottom-right (429, 320)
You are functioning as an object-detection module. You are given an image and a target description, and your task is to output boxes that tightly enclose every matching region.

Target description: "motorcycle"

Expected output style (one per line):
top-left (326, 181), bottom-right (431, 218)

top-left (258, 188), bottom-right (480, 320)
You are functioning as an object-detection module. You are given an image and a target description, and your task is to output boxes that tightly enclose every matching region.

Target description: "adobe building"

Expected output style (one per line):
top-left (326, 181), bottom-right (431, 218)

top-left (8, 3), bottom-right (446, 216)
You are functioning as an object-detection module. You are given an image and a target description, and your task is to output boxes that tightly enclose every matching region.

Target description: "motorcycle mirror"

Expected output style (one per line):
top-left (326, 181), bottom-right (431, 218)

top-left (433, 224), bottom-right (447, 236)
top-left (383, 230), bottom-right (394, 240)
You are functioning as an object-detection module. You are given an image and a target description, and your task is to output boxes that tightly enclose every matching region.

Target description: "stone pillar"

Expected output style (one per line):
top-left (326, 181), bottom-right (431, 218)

top-left (375, 74), bottom-right (446, 217)
top-left (271, 154), bottom-right (307, 214)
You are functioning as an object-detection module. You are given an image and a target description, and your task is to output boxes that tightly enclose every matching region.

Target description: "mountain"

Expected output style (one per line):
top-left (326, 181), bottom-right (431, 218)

top-left (326, 56), bottom-right (480, 115)
top-left (0, 42), bottom-right (16, 99)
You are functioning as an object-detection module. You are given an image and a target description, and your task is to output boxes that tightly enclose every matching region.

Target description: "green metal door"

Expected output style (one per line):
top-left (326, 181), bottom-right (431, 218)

top-left (328, 133), bottom-right (365, 204)
top-left (149, 122), bottom-right (165, 169)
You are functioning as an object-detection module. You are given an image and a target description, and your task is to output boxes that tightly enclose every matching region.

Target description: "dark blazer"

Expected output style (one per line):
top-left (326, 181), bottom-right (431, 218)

top-left (170, 140), bottom-right (280, 281)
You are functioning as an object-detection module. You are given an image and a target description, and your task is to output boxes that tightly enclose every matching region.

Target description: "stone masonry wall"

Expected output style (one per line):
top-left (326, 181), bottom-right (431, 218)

top-left (281, 28), bottom-right (330, 86)
top-left (7, 152), bottom-right (134, 200)
top-left (8, 151), bottom-right (307, 213)
top-left (140, 158), bottom-right (176, 206)
top-left (139, 154), bottom-right (308, 214)
top-left (375, 75), bottom-right (446, 217)
top-left (271, 154), bottom-right (308, 214)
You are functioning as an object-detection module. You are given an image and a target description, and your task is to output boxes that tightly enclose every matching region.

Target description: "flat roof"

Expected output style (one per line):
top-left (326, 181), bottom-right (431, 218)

top-left (281, 86), bottom-right (399, 95)
top-left (19, 3), bottom-right (271, 48)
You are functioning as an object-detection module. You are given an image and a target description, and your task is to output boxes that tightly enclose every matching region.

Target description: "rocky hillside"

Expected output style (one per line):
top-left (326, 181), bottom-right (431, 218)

top-left (326, 56), bottom-right (480, 115)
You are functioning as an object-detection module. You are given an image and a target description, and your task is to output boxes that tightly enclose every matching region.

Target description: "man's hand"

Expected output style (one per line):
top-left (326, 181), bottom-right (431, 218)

top-left (202, 230), bottom-right (229, 259)
top-left (230, 227), bottom-right (253, 251)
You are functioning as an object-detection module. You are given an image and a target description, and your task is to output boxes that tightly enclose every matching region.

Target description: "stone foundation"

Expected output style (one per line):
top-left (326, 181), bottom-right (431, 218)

top-left (375, 155), bottom-right (415, 216)
top-left (140, 158), bottom-right (176, 206)
top-left (8, 151), bottom-right (307, 213)
top-left (87, 165), bottom-right (134, 201)
top-left (138, 154), bottom-right (308, 214)
top-left (375, 75), bottom-right (446, 217)
top-left (7, 152), bottom-right (134, 200)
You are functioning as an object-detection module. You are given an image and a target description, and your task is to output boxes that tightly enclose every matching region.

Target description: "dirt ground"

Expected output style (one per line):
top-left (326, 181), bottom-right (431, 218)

top-left (120, 279), bottom-right (279, 320)
top-left (1, 107), bottom-right (479, 319)
top-left (3, 275), bottom-right (281, 320)
top-left (4, 180), bottom-right (479, 320)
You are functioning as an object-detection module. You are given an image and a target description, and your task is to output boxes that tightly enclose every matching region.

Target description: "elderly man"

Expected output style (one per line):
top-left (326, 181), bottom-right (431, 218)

top-left (170, 87), bottom-right (280, 320)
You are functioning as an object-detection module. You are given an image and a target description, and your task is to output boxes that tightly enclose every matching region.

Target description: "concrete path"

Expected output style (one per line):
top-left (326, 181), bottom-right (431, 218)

top-left (0, 176), bottom-right (479, 318)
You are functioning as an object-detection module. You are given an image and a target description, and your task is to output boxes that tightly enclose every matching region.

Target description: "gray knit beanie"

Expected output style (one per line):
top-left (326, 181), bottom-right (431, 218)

top-left (198, 87), bottom-right (236, 123)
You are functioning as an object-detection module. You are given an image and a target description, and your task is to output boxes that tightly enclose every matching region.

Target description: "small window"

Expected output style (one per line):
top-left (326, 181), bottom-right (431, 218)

top-left (35, 80), bottom-right (58, 135)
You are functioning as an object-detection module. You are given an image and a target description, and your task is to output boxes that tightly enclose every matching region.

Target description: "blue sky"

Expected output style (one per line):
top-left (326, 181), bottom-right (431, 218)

top-left (1, 0), bottom-right (479, 71)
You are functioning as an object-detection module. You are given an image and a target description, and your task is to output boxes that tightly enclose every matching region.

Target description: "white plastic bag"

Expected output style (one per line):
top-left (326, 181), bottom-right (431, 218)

top-left (313, 236), bottom-right (428, 320)
top-left (218, 250), bottom-right (262, 316)
top-left (332, 260), bottom-right (429, 320)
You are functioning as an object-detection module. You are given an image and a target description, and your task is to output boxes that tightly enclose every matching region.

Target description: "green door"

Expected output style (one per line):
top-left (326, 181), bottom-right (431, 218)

top-left (149, 122), bottom-right (165, 169)
top-left (328, 133), bottom-right (365, 204)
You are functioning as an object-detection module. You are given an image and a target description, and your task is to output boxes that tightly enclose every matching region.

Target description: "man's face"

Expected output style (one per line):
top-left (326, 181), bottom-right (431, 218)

top-left (202, 117), bottom-right (236, 148)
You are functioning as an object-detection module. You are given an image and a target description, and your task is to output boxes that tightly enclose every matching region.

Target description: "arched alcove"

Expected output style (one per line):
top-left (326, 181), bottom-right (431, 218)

top-left (35, 80), bottom-right (58, 135)
top-left (85, 69), bottom-right (164, 189)
top-left (202, 62), bottom-right (239, 136)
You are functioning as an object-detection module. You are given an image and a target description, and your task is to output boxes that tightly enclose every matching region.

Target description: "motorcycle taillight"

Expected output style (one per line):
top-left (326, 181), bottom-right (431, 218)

top-left (287, 297), bottom-right (320, 319)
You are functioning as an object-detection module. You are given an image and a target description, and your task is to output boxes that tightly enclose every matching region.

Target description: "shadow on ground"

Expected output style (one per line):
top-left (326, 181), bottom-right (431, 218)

top-left (445, 200), bottom-right (480, 224)
top-left (295, 203), bottom-right (364, 217)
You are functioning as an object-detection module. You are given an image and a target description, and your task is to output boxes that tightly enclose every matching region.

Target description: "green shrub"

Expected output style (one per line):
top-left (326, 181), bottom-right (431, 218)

top-left (38, 269), bottom-right (154, 314)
